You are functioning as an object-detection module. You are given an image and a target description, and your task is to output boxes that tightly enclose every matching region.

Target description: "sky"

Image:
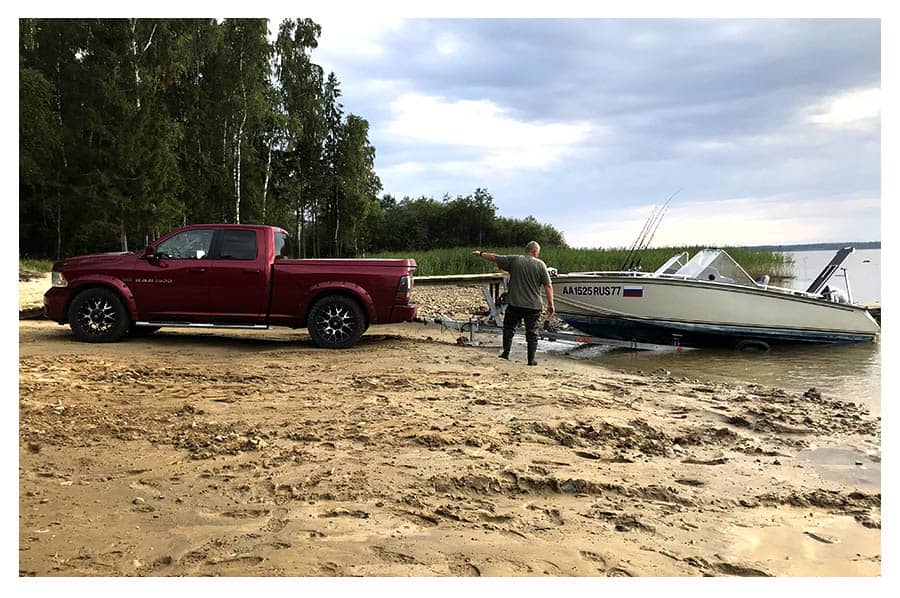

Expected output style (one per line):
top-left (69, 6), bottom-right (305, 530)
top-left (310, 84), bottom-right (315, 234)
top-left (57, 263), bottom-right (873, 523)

top-left (286, 16), bottom-right (881, 249)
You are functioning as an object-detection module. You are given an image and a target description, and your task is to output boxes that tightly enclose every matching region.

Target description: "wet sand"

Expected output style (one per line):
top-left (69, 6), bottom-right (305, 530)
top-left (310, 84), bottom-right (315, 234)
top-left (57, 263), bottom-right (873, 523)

top-left (18, 280), bottom-right (881, 576)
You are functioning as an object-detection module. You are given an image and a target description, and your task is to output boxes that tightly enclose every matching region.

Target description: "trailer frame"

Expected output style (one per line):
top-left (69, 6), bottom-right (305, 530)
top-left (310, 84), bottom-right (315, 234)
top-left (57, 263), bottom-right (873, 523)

top-left (426, 274), bottom-right (691, 352)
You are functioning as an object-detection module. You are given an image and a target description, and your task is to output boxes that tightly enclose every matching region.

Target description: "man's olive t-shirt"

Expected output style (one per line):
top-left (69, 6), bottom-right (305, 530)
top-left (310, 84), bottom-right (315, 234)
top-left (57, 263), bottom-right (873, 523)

top-left (495, 254), bottom-right (551, 311)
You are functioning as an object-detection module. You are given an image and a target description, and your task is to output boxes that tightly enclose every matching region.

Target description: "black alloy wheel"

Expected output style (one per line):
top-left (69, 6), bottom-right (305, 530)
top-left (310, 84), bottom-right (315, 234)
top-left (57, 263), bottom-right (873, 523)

top-left (308, 294), bottom-right (366, 349)
top-left (68, 288), bottom-right (130, 343)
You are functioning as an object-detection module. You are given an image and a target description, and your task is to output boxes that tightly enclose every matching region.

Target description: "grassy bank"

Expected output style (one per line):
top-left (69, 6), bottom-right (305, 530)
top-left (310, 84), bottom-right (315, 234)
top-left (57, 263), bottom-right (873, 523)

top-left (21, 248), bottom-right (794, 280)
top-left (20, 259), bottom-right (54, 274)
top-left (370, 246), bottom-right (794, 279)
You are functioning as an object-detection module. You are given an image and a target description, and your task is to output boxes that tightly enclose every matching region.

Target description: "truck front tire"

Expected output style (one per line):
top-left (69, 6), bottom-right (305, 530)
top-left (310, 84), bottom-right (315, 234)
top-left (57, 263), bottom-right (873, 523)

top-left (308, 294), bottom-right (366, 349)
top-left (68, 288), bottom-right (130, 343)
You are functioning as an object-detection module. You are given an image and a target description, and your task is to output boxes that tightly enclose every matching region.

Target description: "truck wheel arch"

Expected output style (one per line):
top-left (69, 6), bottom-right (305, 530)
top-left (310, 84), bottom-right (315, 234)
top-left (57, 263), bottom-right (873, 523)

top-left (65, 277), bottom-right (139, 324)
top-left (302, 283), bottom-right (376, 328)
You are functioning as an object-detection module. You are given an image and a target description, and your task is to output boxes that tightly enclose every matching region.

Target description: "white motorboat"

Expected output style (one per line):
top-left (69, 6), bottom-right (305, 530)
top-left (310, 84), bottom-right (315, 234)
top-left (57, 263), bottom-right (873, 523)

top-left (551, 248), bottom-right (880, 349)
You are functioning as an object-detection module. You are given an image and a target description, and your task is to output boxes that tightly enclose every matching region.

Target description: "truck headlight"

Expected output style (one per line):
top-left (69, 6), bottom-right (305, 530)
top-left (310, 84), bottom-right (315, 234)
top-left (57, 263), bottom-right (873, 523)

top-left (51, 271), bottom-right (68, 287)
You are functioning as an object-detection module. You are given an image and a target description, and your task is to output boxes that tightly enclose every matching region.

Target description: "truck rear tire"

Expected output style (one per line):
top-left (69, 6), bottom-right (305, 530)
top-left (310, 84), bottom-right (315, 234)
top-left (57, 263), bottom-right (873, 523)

top-left (68, 288), bottom-right (130, 343)
top-left (308, 294), bottom-right (366, 349)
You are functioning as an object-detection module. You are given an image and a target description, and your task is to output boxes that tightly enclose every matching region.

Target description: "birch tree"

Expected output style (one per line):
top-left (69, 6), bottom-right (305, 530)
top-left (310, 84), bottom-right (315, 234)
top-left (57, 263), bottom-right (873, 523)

top-left (221, 19), bottom-right (270, 224)
top-left (273, 18), bottom-right (324, 257)
top-left (322, 71), bottom-right (344, 255)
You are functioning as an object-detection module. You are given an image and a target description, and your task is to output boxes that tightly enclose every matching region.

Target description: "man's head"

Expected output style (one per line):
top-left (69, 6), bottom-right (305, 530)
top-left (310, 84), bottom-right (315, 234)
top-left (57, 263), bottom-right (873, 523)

top-left (525, 241), bottom-right (541, 257)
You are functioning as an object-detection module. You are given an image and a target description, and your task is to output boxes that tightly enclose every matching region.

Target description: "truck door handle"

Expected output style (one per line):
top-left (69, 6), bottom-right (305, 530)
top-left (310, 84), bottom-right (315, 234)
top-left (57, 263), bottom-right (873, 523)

top-left (243, 269), bottom-right (261, 274)
top-left (188, 267), bottom-right (206, 273)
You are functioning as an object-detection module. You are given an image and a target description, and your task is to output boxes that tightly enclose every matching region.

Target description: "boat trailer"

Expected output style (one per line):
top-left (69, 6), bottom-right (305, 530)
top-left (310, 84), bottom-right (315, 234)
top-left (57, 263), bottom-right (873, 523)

top-left (419, 275), bottom-right (690, 352)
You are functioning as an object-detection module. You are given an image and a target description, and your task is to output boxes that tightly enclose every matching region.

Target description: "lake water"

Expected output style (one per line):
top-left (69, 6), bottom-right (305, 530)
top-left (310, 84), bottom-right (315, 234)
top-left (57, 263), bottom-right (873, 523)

top-left (560, 249), bottom-right (882, 415)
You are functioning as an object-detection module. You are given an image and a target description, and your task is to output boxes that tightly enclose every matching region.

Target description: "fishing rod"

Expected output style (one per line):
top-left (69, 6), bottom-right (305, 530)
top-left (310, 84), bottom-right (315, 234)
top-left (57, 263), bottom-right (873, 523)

top-left (627, 204), bottom-right (663, 270)
top-left (619, 203), bottom-right (661, 270)
top-left (641, 188), bottom-right (680, 252)
top-left (628, 188), bottom-right (681, 271)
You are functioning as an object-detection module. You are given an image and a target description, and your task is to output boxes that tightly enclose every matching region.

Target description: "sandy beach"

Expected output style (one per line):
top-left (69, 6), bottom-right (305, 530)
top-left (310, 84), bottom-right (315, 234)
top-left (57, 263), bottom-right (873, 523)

top-left (18, 277), bottom-right (881, 576)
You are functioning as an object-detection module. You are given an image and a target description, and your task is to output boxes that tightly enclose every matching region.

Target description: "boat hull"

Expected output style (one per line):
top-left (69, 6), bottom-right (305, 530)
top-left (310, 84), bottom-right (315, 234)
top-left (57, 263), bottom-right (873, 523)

top-left (559, 314), bottom-right (876, 348)
top-left (553, 275), bottom-right (879, 349)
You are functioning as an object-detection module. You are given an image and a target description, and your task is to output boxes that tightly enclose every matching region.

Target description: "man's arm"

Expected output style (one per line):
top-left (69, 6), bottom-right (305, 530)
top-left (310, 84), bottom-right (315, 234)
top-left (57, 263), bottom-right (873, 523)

top-left (544, 284), bottom-right (555, 316)
top-left (472, 250), bottom-right (498, 262)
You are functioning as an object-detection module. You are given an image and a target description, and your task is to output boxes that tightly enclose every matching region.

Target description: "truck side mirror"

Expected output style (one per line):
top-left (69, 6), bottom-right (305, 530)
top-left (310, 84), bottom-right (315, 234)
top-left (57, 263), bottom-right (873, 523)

top-left (142, 244), bottom-right (160, 263)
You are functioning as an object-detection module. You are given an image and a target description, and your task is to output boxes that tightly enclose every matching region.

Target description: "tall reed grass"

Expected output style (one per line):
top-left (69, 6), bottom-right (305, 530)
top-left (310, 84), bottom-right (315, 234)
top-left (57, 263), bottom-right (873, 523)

top-left (21, 248), bottom-right (793, 280)
top-left (19, 259), bottom-right (55, 273)
top-left (369, 246), bottom-right (794, 279)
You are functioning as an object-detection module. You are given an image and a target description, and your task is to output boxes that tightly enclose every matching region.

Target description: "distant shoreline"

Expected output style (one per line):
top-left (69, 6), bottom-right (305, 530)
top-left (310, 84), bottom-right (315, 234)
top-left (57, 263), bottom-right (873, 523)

top-left (738, 241), bottom-right (881, 252)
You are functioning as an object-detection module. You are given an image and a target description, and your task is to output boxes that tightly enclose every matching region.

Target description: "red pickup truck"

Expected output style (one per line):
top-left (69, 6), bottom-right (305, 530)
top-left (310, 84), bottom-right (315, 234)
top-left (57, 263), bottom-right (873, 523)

top-left (43, 224), bottom-right (417, 348)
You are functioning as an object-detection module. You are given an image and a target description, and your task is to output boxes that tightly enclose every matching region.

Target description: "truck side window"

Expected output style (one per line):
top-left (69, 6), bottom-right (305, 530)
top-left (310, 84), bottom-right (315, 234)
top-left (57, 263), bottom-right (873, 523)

top-left (218, 230), bottom-right (257, 260)
top-left (155, 229), bottom-right (214, 260)
top-left (274, 232), bottom-right (293, 259)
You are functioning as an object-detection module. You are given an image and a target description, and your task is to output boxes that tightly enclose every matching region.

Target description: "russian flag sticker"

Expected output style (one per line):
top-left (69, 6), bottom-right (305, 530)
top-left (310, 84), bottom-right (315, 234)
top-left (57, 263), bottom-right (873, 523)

top-left (623, 286), bottom-right (644, 297)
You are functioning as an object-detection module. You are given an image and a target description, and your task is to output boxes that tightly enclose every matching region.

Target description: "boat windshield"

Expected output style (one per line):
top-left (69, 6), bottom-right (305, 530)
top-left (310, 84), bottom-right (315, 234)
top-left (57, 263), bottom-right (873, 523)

top-left (653, 252), bottom-right (689, 275)
top-left (673, 249), bottom-right (758, 287)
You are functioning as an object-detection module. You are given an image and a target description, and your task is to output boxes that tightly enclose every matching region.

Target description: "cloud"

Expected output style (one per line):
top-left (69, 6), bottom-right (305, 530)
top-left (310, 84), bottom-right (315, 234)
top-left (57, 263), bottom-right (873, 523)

top-left (434, 33), bottom-right (462, 56)
top-left (300, 18), bottom-right (880, 245)
top-left (382, 93), bottom-right (595, 172)
top-left (559, 195), bottom-right (880, 249)
top-left (807, 87), bottom-right (881, 127)
top-left (306, 15), bottom-right (405, 70)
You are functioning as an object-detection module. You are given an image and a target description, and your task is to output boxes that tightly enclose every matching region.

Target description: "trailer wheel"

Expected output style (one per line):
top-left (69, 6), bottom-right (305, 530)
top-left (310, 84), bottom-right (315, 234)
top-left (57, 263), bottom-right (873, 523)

top-left (68, 288), bottom-right (130, 343)
top-left (736, 339), bottom-right (770, 352)
top-left (308, 294), bottom-right (366, 349)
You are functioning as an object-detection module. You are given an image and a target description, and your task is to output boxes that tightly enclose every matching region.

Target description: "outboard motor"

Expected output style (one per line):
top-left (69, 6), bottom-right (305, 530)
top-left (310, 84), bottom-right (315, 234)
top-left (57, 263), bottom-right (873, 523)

top-left (755, 274), bottom-right (770, 287)
top-left (821, 285), bottom-right (849, 304)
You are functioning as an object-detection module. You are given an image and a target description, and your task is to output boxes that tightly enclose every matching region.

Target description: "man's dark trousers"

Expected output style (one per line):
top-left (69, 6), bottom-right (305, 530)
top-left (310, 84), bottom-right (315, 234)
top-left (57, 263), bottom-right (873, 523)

top-left (501, 305), bottom-right (542, 363)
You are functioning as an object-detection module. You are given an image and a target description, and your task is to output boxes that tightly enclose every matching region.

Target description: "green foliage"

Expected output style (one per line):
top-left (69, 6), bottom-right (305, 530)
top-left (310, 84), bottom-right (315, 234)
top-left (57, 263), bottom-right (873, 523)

top-left (271, 18), bottom-right (327, 257)
top-left (370, 246), bottom-right (793, 278)
top-left (18, 18), bottom-right (565, 261)
top-left (19, 18), bottom-right (188, 257)
top-left (19, 65), bottom-right (60, 185)
top-left (368, 189), bottom-right (565, 253)
top-left (20, 259), bottom-right (55, 273)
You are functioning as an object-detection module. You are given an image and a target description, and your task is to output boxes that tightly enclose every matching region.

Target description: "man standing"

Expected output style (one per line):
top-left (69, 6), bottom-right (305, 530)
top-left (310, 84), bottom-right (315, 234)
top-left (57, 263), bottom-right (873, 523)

top-left (473, 241), bottom-right (554, 366)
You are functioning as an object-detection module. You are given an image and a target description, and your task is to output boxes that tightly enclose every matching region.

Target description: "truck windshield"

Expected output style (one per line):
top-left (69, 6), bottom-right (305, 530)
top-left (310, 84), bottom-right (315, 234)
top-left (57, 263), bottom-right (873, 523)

top-left (156, 229), bottom-right (214, 260)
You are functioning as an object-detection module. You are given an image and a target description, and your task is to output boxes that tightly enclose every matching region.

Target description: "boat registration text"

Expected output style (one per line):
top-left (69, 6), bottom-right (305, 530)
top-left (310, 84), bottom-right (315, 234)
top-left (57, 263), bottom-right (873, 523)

top-left (561, 285), bottom-right (622, 296)
top-left (561, 285), bottom-right (644, 298)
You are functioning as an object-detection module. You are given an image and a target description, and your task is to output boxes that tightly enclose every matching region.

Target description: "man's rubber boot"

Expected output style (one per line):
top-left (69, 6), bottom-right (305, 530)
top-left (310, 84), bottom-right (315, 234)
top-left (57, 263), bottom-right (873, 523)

top-left (527, 339), bottom-right (538, 366)
top-left (500, 328), bottom-right (513, 360)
